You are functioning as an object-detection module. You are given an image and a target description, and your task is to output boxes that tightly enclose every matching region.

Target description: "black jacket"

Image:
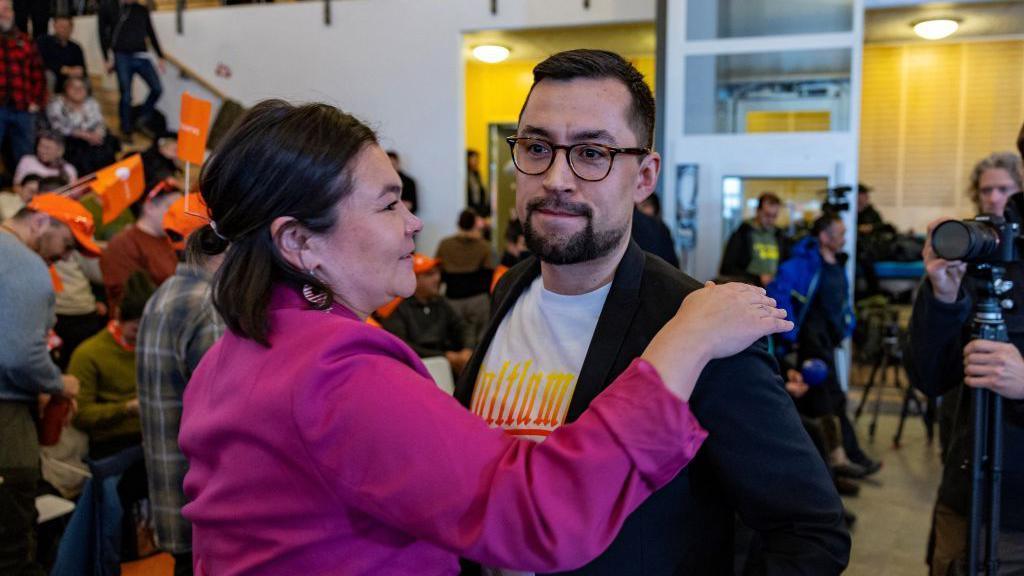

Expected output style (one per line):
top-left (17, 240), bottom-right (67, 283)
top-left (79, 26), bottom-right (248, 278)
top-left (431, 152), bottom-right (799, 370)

top-left (908, 278), bottom-right (1024, 531)
top-left (98, 1), bottom-right (163, 61)
top-left (455, 241), bottom-right (850, 575)
top-left (720, 222), bottom-right (787, 285)
top-left (35, 35), bottom-right (86, 94)
top-left (631, 207), bottom-right (679, 268)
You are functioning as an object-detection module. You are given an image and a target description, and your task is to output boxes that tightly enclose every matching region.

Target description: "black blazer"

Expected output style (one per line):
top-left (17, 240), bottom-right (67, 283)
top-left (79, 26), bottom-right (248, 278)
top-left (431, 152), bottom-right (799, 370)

top-left (455, 241), bottom-right (850, 575)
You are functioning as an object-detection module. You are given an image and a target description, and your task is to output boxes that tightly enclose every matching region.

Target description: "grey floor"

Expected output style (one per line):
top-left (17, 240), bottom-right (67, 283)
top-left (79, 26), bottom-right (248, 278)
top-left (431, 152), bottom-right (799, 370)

top-left (844, 386), bottom-right (944, 576)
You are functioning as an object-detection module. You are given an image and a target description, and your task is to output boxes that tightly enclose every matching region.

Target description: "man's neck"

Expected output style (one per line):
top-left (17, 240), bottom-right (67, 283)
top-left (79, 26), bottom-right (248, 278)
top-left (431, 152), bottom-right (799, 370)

top-left (539, 237), bottom-right (629, 296)
top-left (457, 230), bottom-right (479, 240)
top-left (820, 246), bottom-right (837, 265)
top-left (1, 218), bottom-right (28, 244)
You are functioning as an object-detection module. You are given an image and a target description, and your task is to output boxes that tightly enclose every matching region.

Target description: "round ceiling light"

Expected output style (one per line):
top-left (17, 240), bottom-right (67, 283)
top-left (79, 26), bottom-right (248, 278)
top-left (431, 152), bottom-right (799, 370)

top-left (912, 19), bottom-right (960, 40)
top-left (472, 45), bottom-right (511, 64)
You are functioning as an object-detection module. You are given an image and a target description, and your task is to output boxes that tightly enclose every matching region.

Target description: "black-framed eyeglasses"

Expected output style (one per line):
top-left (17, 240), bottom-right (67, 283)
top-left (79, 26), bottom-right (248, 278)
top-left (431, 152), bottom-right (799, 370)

top-left (506, 136), bottom-right (650, 182)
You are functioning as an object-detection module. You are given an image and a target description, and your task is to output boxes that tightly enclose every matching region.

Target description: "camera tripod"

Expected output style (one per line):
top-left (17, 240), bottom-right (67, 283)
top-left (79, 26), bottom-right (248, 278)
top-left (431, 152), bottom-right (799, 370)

top-left (963, 263), bottom-right (1011, 576)
top-left (855, 308), bottom-right (934, 447)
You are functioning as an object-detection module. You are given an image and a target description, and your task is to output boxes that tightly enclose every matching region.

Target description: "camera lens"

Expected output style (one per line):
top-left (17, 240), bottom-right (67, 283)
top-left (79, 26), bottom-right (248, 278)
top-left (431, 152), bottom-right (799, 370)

top-left (932, 220), bottom-right (999, 261)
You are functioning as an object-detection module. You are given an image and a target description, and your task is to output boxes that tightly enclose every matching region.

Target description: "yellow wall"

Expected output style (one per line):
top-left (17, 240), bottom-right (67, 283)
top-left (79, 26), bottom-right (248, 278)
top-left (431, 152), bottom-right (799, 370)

top-left (465, 55), bottom-right (656, 187)
top-left (859, 40), bottom-right (1024, 232)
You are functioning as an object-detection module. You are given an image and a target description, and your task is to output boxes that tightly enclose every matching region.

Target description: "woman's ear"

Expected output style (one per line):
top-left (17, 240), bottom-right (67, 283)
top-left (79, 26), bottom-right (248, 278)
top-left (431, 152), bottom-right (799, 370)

top-left (270, 216), bottom-right (316, 273)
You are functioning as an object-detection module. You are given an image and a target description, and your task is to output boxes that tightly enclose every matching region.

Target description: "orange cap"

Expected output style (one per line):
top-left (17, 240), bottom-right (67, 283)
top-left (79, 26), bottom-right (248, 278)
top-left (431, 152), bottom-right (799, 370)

top-left (412, 253), bottom-right (440, 274)
top-left (27, 193), bottom-right (101, 257)
top-left (162, 193), bottom-right (210, 250)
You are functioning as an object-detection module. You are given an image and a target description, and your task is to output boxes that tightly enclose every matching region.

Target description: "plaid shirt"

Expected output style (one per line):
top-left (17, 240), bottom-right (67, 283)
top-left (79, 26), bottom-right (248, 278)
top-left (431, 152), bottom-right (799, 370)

top-left (136, 264), bottom-right (224, 554)
top-left (0, 29), bottom-right (46, 112)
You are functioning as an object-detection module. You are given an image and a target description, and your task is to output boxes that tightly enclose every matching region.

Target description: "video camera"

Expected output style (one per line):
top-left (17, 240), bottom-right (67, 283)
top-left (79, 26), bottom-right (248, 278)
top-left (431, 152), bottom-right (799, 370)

top-left (931, 214), bottom-right (1020, 264)
top-left (822, 185), bottom-right (852, 214)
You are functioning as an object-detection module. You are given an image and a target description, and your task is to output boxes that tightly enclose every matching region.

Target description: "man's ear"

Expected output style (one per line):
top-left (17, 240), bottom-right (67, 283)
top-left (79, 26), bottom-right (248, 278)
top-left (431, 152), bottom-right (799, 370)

top-left (633, 151), bottom-right (661, 205)
top-left (270, 216), bottom-right (316, 273)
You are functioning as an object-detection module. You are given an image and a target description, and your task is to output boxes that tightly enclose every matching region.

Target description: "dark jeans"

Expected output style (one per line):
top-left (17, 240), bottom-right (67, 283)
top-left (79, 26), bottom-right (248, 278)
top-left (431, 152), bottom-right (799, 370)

top-left (0, 402), bottom-right (45, 575)
top-left (114, 53), bottom-right (162, 135)
top-left (13, 0), bottom-right (49, 38)
top-left (64, 134), bottom-right (120, 177)
top-left (0, 107), bottom-right (36, 171)
top-left (173, 551), bottom-right (193, 576)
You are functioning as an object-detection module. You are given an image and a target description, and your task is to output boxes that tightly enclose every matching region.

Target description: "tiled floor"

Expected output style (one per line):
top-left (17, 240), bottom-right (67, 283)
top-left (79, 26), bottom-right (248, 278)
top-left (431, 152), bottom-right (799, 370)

top-left (844, 407), bottom-right (944, 575)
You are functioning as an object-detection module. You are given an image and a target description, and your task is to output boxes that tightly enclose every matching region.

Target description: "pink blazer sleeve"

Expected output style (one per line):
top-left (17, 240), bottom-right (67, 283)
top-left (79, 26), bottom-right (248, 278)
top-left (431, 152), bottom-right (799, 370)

top-left (291, 355), bottom-right (706, 572)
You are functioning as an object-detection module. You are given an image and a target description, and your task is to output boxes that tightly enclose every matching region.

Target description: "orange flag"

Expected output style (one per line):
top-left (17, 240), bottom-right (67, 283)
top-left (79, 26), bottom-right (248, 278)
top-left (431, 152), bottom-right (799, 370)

top-left (91, 154), bottom-right (145, 224)
top-left (178, 92), bottom-right (213, 165)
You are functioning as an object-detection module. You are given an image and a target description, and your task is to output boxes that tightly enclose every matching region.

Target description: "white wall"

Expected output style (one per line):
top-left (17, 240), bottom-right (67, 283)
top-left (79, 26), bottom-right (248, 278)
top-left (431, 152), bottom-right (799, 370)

top-left (72, 0), bottom-right (656, 254)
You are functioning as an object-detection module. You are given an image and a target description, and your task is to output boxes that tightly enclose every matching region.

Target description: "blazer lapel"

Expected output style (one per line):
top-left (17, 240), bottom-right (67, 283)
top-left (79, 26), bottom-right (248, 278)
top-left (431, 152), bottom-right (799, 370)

top-left (454, 258), bottom-right (541, 407)
top-left (564, 241), bottom-right (646, 423)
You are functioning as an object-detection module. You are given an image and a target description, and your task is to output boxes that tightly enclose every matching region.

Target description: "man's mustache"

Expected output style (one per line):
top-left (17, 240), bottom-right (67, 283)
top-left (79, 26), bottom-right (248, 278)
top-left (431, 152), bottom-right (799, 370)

top-left (526, 197), bottom-right (593, 218)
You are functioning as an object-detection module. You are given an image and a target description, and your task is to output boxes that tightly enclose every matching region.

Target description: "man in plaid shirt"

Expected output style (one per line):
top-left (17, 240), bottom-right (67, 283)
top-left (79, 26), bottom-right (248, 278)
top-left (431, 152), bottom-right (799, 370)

top-left (0, 0), bottom-right (45, 172)
top-left (137, 226), bottom-right (224, 576)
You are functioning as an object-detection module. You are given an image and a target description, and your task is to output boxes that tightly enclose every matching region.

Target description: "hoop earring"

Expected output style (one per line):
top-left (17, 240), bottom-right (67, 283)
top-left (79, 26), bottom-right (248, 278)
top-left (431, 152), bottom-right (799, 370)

top-left (301, 269), bottom-right (332, 310)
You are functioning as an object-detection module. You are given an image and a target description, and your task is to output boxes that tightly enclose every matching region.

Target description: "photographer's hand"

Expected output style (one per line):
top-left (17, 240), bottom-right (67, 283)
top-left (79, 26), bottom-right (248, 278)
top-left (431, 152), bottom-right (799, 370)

top-left (964, 339), bottom-right (1024, 400)
top-left (924, 218), bottom-right (967, 304)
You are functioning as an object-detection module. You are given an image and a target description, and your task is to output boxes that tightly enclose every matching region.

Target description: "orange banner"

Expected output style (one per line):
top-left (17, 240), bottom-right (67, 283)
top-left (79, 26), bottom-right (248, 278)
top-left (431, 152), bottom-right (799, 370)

top-left (90, 154), bottom-right (145, 224)
top-left (178, 92), bottom-right (213, 165)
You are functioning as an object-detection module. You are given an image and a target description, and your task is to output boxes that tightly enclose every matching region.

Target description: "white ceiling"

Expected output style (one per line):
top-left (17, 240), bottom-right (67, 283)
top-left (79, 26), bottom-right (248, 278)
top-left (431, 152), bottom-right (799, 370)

top-left (461, 1), bottom-right (1023, 68)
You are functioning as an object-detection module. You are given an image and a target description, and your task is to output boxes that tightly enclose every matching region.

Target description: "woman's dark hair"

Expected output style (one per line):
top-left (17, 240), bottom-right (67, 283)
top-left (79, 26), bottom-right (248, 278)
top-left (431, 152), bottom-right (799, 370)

top-left (119, 271), bottom-right (156, 322)
top-left (199, 100), bottom-right (378, 345)
top-left (184, 224), bottom-right (229, 268)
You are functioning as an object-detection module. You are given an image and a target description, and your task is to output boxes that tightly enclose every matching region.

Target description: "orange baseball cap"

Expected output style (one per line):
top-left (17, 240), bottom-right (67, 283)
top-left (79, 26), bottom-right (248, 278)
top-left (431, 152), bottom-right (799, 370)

top-left (27, 193), bottom-right (101, 257)
top-left (163, 193), bottom-right (210, 250)
top-left (412, 254), bottom-right (440, 274)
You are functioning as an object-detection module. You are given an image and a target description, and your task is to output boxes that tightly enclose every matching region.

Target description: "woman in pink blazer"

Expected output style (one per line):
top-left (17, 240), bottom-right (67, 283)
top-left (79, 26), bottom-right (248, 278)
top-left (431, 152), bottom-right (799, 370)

top-left (179, 100), bottom-right (791, 576)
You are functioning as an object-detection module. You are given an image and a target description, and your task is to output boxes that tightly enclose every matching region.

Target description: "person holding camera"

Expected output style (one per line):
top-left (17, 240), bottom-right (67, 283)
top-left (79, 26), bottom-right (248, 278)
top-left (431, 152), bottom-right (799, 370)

top-left (909, 216), bottom-right (1024, 575)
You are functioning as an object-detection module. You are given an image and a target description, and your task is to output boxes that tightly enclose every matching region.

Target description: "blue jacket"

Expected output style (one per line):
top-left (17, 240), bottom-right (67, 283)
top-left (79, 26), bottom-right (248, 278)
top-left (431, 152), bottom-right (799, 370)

top-left (767, 236), bottom-right (854, 343)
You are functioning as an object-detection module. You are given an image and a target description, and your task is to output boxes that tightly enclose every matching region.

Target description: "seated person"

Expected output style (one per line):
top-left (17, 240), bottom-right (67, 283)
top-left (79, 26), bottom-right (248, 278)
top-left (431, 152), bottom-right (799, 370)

top-left (500, 218), bottom-right (530, 268)
top-left (141, 135), bottom-right (183, 194)
top-left (100, 182), bottom-right (182, 309)
top-left (13, 131), bottom-right (78, 197)
top-left (381, 254), bottom-right (473, 375)
top-left (70, 272), bottom-right (155, 459)
top-left (47, 77), bottom-right (120, 175)
top-left (0, 173), bottom-right (42, 219)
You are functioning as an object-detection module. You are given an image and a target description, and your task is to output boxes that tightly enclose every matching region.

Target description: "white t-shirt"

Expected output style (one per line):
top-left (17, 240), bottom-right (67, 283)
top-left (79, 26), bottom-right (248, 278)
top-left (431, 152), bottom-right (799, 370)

top-left (473, 276), bottom-right (610, 575)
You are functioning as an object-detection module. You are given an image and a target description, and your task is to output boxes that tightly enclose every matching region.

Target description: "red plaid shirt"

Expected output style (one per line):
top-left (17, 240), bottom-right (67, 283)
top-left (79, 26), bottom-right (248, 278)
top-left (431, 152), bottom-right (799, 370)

top-left (0, 30), bottom-right (46, 112)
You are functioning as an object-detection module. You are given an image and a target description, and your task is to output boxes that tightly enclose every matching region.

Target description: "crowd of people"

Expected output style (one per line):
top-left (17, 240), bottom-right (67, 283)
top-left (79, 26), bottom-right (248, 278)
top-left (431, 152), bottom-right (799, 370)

top-left (1, 17), bottom-right (1022, 574)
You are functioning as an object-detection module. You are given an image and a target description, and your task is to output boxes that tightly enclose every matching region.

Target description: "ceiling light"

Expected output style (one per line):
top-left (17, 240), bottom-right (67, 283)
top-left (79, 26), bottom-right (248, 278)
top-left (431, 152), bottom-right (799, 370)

top-left (912, 19), bottom-right (960, 40)
top-left (472, 45), bottom-right (510, 64)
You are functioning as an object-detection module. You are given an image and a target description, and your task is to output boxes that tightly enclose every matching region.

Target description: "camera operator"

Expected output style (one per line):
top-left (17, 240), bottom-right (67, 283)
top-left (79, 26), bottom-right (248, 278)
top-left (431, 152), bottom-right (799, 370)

top-left (909, 216), bottom-right (1024, 575)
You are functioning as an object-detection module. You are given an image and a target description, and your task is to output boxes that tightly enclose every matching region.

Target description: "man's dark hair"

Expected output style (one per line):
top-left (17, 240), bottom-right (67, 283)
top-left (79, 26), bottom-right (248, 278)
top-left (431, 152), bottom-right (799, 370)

top-left (119, 271), bottom-right (156, 322)
top-left (523, 49), bottom-right (655, 149)
top-left (812, 213), bottom-right (842, 237)
top-left (457, 208), bottom-right (478, 232)
top-left (20, 174), bottom-right (43, 188)
top-left (199, 100), bottom-right (378, 345)
top-left (466, 149), bottom-right (479, 160)
top-left (38, 176), bottom-right (68, 193)
top-left (757, 193), bottom-right (781, 210)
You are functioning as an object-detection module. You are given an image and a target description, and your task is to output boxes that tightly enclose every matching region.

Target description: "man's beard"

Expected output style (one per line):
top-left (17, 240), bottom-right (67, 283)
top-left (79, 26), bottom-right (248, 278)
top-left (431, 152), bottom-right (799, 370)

top-left (523, 197), bottom-right (625, 265)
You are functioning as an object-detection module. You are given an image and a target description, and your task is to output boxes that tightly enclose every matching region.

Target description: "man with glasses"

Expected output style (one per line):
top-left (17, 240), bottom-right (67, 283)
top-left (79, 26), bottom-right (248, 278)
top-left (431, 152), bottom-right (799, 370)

top-left (455, 49), bottom-right (848, 575)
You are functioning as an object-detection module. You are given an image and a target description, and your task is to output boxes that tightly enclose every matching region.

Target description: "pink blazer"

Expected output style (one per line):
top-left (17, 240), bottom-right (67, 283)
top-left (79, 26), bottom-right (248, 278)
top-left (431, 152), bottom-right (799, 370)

top-left (180, 285), bottom-right (706, 575)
